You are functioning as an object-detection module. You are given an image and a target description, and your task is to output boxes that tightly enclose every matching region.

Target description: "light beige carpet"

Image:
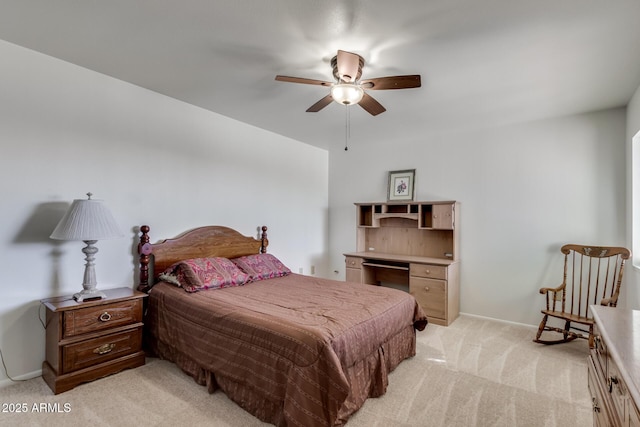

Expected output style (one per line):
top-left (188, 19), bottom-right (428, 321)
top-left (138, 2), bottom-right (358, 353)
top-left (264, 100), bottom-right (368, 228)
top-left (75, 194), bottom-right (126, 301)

top-left (0, 315), bottom-right (592, 426)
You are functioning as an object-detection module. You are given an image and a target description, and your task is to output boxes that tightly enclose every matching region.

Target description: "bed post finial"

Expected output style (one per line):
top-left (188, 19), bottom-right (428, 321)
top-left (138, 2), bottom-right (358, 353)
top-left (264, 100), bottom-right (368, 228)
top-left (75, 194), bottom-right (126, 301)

top-left (261, 226), bottom-right (268, 254)
top-left (138, 225), bottom-right (151, 292)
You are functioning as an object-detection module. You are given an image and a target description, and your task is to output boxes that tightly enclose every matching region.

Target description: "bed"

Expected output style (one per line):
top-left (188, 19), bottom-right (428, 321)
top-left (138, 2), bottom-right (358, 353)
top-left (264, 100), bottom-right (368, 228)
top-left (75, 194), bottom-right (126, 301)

top-left (137, 225), bottom-right (428, 427)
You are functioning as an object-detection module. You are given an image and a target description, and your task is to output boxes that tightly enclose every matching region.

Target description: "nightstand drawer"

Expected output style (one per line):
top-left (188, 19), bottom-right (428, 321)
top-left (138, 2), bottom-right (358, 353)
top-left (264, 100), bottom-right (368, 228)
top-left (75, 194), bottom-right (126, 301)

top-left (63, 299), bottom-right (142, 338)
top-left (410, 263), bottom-right (447, 280)
top-left (62, 327), bottom-right (142, 373)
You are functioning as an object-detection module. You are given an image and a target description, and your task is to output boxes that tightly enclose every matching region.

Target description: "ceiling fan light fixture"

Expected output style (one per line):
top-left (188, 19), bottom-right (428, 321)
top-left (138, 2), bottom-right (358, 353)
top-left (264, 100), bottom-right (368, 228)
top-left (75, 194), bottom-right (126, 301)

top-left (331, 83), bottom-right (364, 105)
top-left (275, 49), bottom-right (420, 115)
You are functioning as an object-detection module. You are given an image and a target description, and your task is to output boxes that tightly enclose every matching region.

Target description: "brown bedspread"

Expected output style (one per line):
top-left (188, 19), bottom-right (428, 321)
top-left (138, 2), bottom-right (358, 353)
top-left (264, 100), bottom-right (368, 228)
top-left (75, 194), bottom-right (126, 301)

top-left (145, 273), bottom-right (427, 427)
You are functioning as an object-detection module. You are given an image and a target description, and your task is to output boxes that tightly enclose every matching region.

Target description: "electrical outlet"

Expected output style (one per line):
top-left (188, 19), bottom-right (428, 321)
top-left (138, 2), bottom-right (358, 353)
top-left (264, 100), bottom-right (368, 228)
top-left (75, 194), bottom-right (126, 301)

top-left (298, 267), bottom-right (303, 274)
top-left (310, 265), bottom-right (315, 275)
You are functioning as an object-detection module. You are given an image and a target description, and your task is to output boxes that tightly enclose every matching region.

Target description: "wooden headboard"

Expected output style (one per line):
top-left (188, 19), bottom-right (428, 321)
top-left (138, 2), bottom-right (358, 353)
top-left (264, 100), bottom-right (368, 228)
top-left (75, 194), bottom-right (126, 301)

top-left (138, 225), bottom-right (268, 292)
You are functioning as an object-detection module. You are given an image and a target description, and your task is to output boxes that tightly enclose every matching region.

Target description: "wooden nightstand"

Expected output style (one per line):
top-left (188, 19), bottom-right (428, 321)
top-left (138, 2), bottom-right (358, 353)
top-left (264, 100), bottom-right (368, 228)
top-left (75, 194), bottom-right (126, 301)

top-left (41, 287), bottom-right (147, 394)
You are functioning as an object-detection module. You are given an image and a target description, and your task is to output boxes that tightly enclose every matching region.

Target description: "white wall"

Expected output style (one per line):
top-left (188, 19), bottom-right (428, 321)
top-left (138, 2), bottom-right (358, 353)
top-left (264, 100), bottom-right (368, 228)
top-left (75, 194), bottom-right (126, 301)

top-left (626, 84), bottom-right (640, 308)
top-left (329, 108), bottom-right (627, 326)
top-left (0, 40), bottom-right (329, 383)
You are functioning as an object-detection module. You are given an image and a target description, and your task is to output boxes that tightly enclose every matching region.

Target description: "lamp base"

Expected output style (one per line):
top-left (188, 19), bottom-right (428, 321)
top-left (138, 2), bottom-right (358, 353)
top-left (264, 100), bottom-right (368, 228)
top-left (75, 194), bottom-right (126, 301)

top-left (73, 239), bottom-right (106, 302)
top-left (73, 288), bottom-right (106, 302)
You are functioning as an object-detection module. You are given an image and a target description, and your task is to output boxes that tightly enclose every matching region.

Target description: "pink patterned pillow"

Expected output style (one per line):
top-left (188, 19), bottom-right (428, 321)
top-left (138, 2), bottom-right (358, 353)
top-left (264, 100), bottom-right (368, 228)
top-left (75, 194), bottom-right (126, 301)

top-left (161, 257), bottom-right (250, 292)
top-left (231, 253), bottom-right (291, 281)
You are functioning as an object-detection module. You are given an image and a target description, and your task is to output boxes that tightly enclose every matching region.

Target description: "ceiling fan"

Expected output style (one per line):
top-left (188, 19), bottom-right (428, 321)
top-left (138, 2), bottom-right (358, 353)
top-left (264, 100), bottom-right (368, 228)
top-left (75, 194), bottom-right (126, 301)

top-left (275, 50), bottom-right (421, 116)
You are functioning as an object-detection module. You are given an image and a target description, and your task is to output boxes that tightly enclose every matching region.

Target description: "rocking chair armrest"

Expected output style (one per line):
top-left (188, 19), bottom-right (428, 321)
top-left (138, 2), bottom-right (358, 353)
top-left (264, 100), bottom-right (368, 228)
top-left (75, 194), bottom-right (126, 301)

top-left (539, 284), bottom-right (564, 295)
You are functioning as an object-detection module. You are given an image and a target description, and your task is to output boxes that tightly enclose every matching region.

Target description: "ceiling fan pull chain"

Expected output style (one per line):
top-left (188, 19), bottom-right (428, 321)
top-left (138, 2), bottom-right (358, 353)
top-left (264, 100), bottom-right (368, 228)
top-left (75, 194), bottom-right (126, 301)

top-left (344, 105), bottom-right (350, 151)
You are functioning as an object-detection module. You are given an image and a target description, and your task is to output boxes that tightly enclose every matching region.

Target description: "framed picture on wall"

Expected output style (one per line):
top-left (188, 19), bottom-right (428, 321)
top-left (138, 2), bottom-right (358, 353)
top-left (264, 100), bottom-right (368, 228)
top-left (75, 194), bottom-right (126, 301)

top-left (387, 169), bottom-right (415, 201)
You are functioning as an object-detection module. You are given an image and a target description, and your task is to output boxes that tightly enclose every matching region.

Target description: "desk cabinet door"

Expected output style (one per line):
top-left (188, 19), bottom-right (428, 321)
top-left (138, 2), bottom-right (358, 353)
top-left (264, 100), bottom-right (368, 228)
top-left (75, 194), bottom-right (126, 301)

top-left (345, 257), bottom-right (363, 283)
top-left (432, 204), bottom-right (454, 229)
top-left (346, 268), bottom-right (362, 283)
top-left (410, 277), bottom-right (446, 319)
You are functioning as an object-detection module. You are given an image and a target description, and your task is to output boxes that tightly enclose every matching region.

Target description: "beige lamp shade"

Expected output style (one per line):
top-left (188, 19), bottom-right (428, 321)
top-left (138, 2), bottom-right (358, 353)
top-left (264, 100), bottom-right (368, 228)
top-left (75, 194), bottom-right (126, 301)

top-left (50, 197), bottom-right (123, 241)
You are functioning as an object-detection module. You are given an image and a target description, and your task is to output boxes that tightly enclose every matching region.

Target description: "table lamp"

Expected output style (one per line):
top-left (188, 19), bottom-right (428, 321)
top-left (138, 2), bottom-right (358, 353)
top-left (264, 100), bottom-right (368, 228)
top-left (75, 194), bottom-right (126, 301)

top-left (50, 192), bottom-right (123, 302)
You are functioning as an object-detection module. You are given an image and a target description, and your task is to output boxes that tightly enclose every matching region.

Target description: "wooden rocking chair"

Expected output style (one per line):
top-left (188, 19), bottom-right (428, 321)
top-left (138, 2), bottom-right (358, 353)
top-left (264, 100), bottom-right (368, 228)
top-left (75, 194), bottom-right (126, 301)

top-left (534, 244), bottom-right (630, 348)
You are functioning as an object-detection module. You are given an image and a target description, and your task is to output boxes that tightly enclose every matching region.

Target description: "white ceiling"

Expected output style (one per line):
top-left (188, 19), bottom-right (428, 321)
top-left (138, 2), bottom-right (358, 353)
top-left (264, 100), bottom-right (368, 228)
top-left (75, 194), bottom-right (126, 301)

top-left (1, 0), bottom-right (639, 150)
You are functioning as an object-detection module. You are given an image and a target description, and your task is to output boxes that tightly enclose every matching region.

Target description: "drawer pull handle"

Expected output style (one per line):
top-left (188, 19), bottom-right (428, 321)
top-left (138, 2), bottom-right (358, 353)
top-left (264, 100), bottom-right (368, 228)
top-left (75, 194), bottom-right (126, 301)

top-left (608, 376), bottom-right (619, 393)
top-left (592, 397), bottom-right (600, 413)
top-left (424, 287), bottom-right (430, 292)
top-left (99, 312), bottom-right (112, 322)
top-left (424, 269), bottom-right (430, 274)
top-left (93, 343), bottom-right (115, 355)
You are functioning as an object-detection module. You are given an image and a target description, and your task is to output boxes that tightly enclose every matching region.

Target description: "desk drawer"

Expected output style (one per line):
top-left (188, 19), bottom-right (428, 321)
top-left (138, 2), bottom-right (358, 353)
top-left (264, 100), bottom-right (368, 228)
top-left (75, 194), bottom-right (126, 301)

top-left (345, 257), bottom-right (362, 270)
top-left (62, 327), bottom-right (142, 373)
top-left (410, 278), bottom-right (446, 319)
top-left (410, 263), bottom-right (447, 280)
top-left (63, 299), bottom-right (142, 338)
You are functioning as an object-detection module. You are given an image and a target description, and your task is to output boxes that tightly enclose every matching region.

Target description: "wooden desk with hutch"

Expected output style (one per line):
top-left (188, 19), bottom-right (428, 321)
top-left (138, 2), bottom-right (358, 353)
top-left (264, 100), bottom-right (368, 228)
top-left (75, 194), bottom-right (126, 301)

top-left (344, 201), bottom-right (460, 326)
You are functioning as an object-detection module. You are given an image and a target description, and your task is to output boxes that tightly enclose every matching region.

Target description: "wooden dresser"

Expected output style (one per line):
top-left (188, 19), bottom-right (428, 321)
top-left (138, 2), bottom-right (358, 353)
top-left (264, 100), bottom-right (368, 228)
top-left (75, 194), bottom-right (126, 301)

top-left (589, 305), bottom-right (640, 426)
top-left (344, 201), bottom-right (460, 326)
top-left (41, 287), bottom-right (147, 394)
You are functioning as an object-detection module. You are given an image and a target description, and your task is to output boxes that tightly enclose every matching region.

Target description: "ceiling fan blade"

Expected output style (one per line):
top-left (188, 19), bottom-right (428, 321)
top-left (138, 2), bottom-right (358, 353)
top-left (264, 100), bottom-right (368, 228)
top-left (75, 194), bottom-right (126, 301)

top-left (359, 93), bottom-right (386, 116)
top-left (306, 94), bottom-right (334, 112)
top-left (336, 50), bottom-right (361, 83)
top-left (360, 75), bottom-right (421, 90)
top-left (275, 75), bottom-right (333, 86)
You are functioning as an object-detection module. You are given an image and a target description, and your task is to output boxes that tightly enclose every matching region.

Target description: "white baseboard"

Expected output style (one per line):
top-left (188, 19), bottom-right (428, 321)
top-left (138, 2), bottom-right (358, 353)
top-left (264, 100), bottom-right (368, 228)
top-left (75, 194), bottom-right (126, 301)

top-left (459, 312), bottom-right (538, 330)
top-left (0, 369), bottom-right (42, 389)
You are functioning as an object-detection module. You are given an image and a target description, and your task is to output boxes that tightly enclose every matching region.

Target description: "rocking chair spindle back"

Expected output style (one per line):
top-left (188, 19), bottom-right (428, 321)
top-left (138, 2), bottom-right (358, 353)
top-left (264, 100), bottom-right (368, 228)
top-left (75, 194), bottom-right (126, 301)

top-left (534, 244), bottom-right (630, 348)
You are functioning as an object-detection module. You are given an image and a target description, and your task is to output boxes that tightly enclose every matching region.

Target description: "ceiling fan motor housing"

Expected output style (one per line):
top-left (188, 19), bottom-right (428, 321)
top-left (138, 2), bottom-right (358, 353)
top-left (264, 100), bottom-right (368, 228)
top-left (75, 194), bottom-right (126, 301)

top-left (331, 53), bottom-right (365, 83)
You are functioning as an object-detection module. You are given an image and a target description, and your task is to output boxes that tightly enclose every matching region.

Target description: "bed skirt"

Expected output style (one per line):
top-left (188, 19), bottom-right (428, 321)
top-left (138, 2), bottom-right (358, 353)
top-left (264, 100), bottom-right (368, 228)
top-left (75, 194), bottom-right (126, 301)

top-left (149, 324), bottom-right (417, 426)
